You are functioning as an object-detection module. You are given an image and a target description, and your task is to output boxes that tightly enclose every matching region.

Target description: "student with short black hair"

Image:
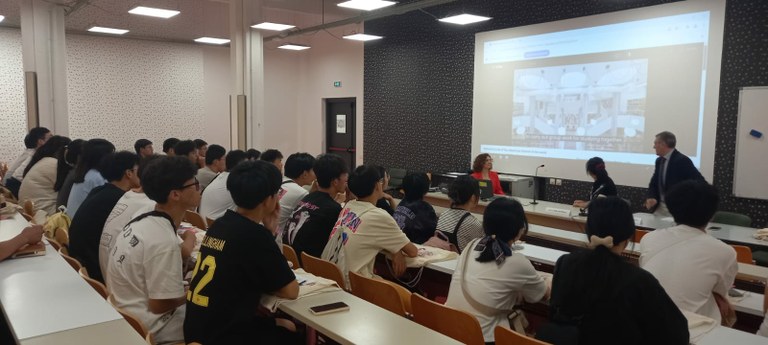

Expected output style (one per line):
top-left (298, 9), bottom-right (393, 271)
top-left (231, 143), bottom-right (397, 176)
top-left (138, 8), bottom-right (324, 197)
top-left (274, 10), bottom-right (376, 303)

top-left (197, 144), bottom-right (226, 190)
top-left (372, 165), bottom-right (398, 215)
top-left (246, 148), bottom-right (261, 161)
top-left (134, 139), bottom-right (153, 158)
top-left (3, 127), bottom-right (52, 197)
top-left (435, 175), bottom-right (484, 252)
top-left (446, 198), bottom-right (548, 344)
top-left (640, 180), bottom-right (737, 323)
top-left (539, 197), bottom-right (689, 345)
top-left (322, 165), bottom-right (417, 280)
top-left (184, 160), bottom-right (301, 345)
top-left (193, 139), bottom-right (208, 168)
top-left (277, 153), bottom-right (316, 240)
top-left (69, 151), bottom-right (141, 283)
top-left (394, 172), bottom-right (437, 244)
top-left (162, 138), bottom-right (180, 156)
top-left (66, 138), bottom-right (115, 217)
top-left (260, 149), bottom-right (284, 172)
top-left (106, 156), bottom-right (200, 345)
top-left (284, 154), bottom-right (347, 262)
top-left (174, 140), bottom-right (199, 165)
top-left (199, 150), bottom-right (248, 220)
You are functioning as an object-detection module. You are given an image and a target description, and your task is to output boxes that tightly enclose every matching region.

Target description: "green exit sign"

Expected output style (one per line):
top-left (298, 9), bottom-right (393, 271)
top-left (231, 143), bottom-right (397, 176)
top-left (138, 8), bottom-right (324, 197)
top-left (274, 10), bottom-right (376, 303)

top-left (333, 81), bottom-right (342, 87)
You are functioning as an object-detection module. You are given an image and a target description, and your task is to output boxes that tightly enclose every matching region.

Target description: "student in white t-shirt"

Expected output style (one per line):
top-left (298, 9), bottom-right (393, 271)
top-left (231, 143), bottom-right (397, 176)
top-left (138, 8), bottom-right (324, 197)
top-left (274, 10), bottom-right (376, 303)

top-left (198, 150), bottom-right (247, 220)
top-left (324, 165), bottom-right (418, 281)
top-left (276, 153), bottom-right (316, 243)
top-left (105, 156), bottom-right (200, 344)
top-left (640, 180), bottom-right (738, 323)
top-left (445, 198), bottom-right (549, 343)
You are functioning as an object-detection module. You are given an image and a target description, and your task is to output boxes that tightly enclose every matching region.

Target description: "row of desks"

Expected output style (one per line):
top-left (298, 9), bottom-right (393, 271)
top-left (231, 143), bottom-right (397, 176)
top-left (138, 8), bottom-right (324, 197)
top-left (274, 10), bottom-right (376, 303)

top-left (0, 213), bottom-right (145, 345)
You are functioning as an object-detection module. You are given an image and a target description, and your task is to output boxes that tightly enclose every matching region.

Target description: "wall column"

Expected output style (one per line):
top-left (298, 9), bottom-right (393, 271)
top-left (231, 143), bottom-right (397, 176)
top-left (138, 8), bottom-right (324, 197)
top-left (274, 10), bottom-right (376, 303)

top-left (229, 0), bottom-right (264, 150)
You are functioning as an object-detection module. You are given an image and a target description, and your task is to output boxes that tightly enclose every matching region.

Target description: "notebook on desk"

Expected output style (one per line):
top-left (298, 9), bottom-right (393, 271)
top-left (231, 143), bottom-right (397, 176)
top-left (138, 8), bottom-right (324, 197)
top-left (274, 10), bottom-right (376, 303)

top-left (10, 242), bottom-right (46, 259)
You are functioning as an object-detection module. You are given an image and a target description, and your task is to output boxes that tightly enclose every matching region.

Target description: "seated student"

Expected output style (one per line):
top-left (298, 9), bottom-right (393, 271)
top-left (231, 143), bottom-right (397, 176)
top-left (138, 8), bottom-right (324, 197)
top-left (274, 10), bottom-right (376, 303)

top-left (197, 144), bottom-right (226, 190)
top-left (56, 139), bottom-right (85, 208)
top-left (277, 153), bottom-right (316, 240)
top-left (393, 172), bottom-right (437, 244)
top-left (446, 198), bottom-right (548, 344)
top-left (470, 153), bottom-right (504, 195)
top-left (184, 160), bottom-right (301, 345)
top-left (67, 139), bottom-right (115, 217)
top-left (199, 150), bottom-right (247, 220)
top-left (260, 149), bottom-right (284, 172)
top-left (0, 225), bottom-right (43, 262)
top-left (572, 157), bottom-right (617, 208)
top-left (134, 139), bottom-right (153, 159)
top-left (284, 154), bottom-right (347, 261)
top-left (538, 197), bottom-right (689, 345)
top-left (105, 156), bottom-right (200, 345)
top-left (162, 137), bottom-right (180, 156)
top-left (174, 140), bottom-right (199, 165)
top-left (373, 166), bottom-right (398, 215)
top-left (435, 175), bottom-right (484, 252)
top-left (640, 180), bottom-right (737, 323)
top-left (246, 149), bottom-right (261, 161)
top-left (69, 151), bottom-right (141, 283)
top-left (18, 136), bottom-right (71, 215)
top-left (99, 155), bottom-right (160, 280)
top-left (4, 127), bottom-right (51, 198)
top-left (322, 165), bottom-right (418, 280)
top-left (193, 139), bottom-right (208, 169)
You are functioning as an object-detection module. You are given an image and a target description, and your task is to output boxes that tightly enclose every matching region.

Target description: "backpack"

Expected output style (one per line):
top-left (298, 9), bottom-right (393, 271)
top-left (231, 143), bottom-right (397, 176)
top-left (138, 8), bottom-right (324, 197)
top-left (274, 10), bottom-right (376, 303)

top-left (43, 206), bottom-right (71, 239)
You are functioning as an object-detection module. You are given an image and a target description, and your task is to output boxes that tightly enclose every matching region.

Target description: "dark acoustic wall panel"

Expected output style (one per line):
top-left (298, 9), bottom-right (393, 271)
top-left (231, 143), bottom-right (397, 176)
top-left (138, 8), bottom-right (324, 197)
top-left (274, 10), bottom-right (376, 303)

top-left (364, 0), bottom-right (768, 227)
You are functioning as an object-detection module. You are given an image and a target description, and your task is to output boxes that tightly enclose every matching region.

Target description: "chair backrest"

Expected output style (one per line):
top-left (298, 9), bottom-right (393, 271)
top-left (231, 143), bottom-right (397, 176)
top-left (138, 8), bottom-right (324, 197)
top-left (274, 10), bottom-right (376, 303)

top-left (730, 244), bottom-right (754, 264)
top-left (282, 244), bottom-right (300, 269)
top-left (79, 267), bottom-right (108, 299)
top-left (184, 210), bottom-right (208, 230)
top-left (634, 229), bottom-right (650, 243)
top-left (59, 248), bottom-right (81, 271)
top-left (387, 168), bottom-right (408, 190)
top-left (47, 238), bottom-right (62, 252)
top-left (54, 227), bottom-right (70, 248)
top-left (108, 296), bottom-right (150, 340)
top-left (23, 199), bottom-right (35, 217)
top-left (206, 217), bottom-right (215, 228)
top-left (349, 271), bottom-right (410, 317)
top-left (712, 211), bottom-right (752, 227)
top-left (494, 325), bottom-right (551, 345)
top-left (410, 293), bottom-right (485, 345)
top-left (301, 252), bottom-right (346, 290)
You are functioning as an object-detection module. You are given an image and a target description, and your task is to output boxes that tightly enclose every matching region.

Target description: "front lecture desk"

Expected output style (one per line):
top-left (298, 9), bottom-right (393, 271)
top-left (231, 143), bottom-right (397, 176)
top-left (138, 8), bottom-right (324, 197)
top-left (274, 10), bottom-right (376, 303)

top-left (0, 214), bottom-right (146, 345)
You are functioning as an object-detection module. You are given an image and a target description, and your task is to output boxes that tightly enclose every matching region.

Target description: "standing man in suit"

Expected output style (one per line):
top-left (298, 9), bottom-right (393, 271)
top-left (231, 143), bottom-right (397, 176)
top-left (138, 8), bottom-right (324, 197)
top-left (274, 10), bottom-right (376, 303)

top-left (645, 131), bottom-right (705, 216)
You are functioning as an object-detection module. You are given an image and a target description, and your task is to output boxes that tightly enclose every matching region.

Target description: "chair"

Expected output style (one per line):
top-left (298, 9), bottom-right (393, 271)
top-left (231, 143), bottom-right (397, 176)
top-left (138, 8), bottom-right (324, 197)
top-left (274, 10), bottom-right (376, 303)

top-left (387, 168), bottom-right (407, 191)
top-left (410, 293), bottom-right (485, 345)
top-left (300, 252), bottom-right (346, 290)
top-left (712, 211), bottom-right (752, 227)
top-left (79, 267), bottom-right (109, 299)
top-left (494, 325), bottom-right (551, 345)
top-left (23, 200), bottom-right (35, 218)
top-left (730, 244), bottom-right (754, 264)
top-left (349, 271), bottom-right (411, 317)
top-left (633, 229), bottom-right (650, 243)
top-left (184, 210), bottom-right (208, 230)
top-left (282, 244), bottom-right (300, 269)
top-left (54, 227), bottom-right (70, 250)
top-left (206, 217), bottom-right (215, 228)
top-left (108, 296), bottom-right (150, 342)
top-left (48, 238), bottom-right (62, 252)
top-left (59, 248), bottom-right (82, 271)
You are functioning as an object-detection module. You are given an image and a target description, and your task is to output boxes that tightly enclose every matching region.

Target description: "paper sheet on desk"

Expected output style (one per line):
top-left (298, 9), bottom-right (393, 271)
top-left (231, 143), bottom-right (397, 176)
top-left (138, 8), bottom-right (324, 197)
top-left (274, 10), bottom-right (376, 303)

top-left (406, 244), bottom-right (459, 267)
top-left (260, 269), bottom-right (342, 312)
top-left (682, 310), bottom-right (717, 344)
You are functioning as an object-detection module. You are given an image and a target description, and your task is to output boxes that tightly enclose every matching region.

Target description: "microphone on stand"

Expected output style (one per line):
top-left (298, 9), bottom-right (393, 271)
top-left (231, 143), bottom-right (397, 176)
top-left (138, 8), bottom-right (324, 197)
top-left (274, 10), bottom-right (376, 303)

top-left (531, 164), bottom-right (545, 205)
top-left (579, 184), bottom-right (606, 216)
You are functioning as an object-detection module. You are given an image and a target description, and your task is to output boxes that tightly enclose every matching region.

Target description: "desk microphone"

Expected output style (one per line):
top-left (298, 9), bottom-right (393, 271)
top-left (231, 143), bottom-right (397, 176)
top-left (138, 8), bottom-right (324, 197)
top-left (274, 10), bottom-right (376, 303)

top-left (579, 184), bottom-right (606, 217)
top-left (531, 164), bottom-right (545, 205)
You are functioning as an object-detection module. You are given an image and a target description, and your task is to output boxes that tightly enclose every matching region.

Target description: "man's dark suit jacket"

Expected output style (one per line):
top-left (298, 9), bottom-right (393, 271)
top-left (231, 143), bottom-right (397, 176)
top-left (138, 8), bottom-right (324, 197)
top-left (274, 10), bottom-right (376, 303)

top-left (647, 149), bottom-right (705, 209)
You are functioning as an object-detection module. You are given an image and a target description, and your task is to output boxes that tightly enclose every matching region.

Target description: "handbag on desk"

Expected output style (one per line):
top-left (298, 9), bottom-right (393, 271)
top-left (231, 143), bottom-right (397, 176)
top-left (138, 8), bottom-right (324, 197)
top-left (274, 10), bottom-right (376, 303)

top-left (423, 212), bottom-right (470, 252)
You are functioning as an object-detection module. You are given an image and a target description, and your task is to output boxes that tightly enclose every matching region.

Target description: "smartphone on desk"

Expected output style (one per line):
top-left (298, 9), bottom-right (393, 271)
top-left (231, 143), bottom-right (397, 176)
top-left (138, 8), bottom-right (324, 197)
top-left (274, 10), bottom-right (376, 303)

top-left (309, 302), bottom-right (349, 315)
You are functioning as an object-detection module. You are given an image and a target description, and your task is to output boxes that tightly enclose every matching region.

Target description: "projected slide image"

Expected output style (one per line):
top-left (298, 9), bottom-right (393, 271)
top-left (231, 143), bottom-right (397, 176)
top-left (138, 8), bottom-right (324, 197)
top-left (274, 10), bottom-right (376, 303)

top-left (511, 59), bottom-right (648, 152)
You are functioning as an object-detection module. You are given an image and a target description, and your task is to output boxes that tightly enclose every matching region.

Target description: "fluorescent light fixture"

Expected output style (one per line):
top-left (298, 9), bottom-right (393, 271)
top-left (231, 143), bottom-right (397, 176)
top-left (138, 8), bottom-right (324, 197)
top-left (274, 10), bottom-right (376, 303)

top-left (128, 6), bottom-right (180, 19)
top-left (438, 14), bottom-right (492, 25)
top-left (194, 37), bottom-right (230, 45)
top-left (0, 15), bottom-right (5, 23)
top-left (342, 33), bottom-right (383, 41)
top-left (251, 22), bottom-right (295, 31)
top-left (337, 0), bottom-right (396, 11)
top-left (87, 26), bottom-right (129, 35)
top-left (278, 44), bottom-right (310, 51)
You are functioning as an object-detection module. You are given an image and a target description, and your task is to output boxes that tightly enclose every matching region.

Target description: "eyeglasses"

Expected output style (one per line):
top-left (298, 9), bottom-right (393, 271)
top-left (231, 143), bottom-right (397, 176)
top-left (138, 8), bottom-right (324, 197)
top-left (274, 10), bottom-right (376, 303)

top-left (179, 178), bottom-right (200, 191)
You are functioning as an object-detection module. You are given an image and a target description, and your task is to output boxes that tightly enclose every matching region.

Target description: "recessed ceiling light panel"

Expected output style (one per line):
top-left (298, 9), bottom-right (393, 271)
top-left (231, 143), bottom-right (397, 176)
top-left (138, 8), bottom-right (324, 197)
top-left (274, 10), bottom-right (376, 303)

top-left (278, 44), bottom-right (311, 51)
top-left (337, 0), bottom-right (396, 11)
top-left (251, 22), bottom-right (296, 31)
top-left (342, 33), bottom-right (383, 41)
top-left (194, 37), bottom-right (230, 45)
top-left (0, 15), bottom-right (5, 23)
top-left (87, 26), bottom-right (130, 35)
top-left (128, 6), bottom-right (180, 19)
top-left (438, 14), bottom-right (492, 25)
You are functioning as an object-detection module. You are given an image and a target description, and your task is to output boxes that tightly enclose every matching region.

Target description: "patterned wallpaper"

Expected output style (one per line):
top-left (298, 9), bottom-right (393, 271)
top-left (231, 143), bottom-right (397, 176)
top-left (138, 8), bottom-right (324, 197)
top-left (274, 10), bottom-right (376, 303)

top-left (0, 28), bottom-right (29, 165)
top-left (364, 0), bottom-right (768, 227)
top-left (66, 34), bottom-right (206, 152)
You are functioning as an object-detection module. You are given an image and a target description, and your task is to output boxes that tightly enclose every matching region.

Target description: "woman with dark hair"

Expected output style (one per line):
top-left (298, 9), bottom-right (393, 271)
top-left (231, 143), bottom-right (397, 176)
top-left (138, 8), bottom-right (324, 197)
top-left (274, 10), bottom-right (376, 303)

top-left (537, 197), bottom-right (688, 345)
top-left (572, 157), bottom-right (617, 208)
top-left (66, 139), bottom-right (115, 217)
top-left (372, 166), bottom-right (397, 215)
top-left (445, 198), bottom-right (548, 344)
top-left (435, 175), bottom-right (484, 252)
top-left (393, 173), bottom-right (438, 244)
top-left (470, 153), bottom-right (504, 195)
top-left (56, 139), bottom-right (85, 208)
top-left (18, 136), bottom-right (71, 215)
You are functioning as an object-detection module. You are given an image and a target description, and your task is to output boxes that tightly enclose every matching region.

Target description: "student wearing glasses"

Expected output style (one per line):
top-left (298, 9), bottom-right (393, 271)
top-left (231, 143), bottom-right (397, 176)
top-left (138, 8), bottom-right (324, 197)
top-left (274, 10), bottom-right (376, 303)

top-left (105, 156), bottom-right (201, 345)
top-left (470, 153), bottom-right (504, 195)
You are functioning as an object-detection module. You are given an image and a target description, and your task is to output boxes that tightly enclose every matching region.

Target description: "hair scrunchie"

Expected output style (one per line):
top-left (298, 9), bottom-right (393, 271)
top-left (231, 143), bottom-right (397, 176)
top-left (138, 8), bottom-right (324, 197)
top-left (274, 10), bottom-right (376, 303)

top-left (475, 234), bottom-right (513, 265)
top-left (587, 235), bottom-right (614, 249)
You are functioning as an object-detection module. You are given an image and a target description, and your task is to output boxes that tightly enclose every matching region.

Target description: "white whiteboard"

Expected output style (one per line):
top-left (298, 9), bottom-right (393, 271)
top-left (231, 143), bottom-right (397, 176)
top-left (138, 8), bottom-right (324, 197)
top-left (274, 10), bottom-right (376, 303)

top-left (733, 87), bottom-right (768, 200)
